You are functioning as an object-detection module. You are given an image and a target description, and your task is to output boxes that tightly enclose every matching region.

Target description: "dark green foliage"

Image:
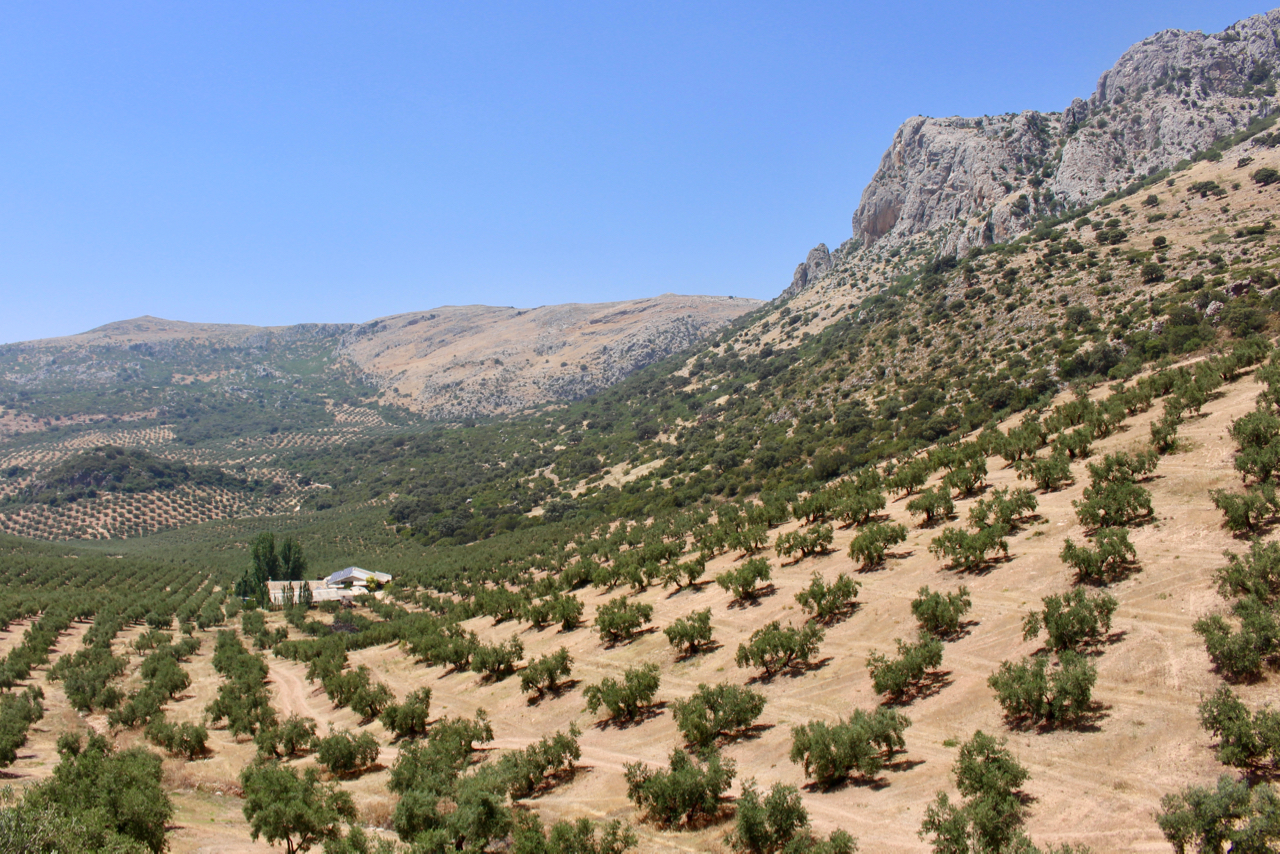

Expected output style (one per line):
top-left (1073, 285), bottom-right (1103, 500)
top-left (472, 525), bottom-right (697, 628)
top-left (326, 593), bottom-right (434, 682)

top-left (256, 713), bottom-right (319, 758)
top-left (907, 486), bottom-right (955, 526)
top-left (1157, 776), bottom-right (1280, 854)
top-left (942, 458), bottom-right (987, 497)
top-left (584, 664), bottom-right (660, 722)
top-left (1252, 167), bottom-right (1280, 185)
top-left (664, 608), bottom-right (714, 656)
top-left (967, 487), bottom-right (1037, 530)
top-left (728, 780), bottom-right (857, 854)
top-left (1211, 484), bottom-right (1279, 533)
top-left (774, 524), bottom-right (833, 561)
top-left (888, 458), bottom-right (932, 497)
top-left (987, 651), bottom-right (1097, 727)
top-left (624, 747), bottom-right (735, 827)
top-left (31, 732), bottom-right (174, 853)
top-left (144, 716), bottom-right (208, 760)
top-left (671, 683), bottom-right (766, 750)
top-left (314, 728), bottom-right (381, 776)
top-left (866, 633), bottom-right (945, 702)
top-left (794, 572), bottom-right (860, 624)
top-left (716, 557), bottom-right (773, 601)
top-left (1216, 539), bottom-right (1280, 604)
top-left (1194, 596), bottom-right (1280, 681)
top-left (920, 731), bottom-right (1032, 854)
top-left (5, 444), bottom-right (247, 507)
top-left (595, 596), bottom-right (653, 645)
top-left (847, 522), bottom-right (908, 569)
top-left (379, 689), bottom-right (432, 740)
top-left (1022, 589), bottom-right (1118, 652)
top-left (928, 524), bottom-right (1008, 572)
top-left (240, 760), bottom-right (356, 854)
top-left (512, 814), bottom-right (637, 854)
top-left (519, 648), bottom-right (573, 697)
top-left (471, 634), bottom-right (525, 681)
top-left (0, 686), bottom-right (43, 768)
top-left (1198, 685), bottom-right (1280, 770)
top-left (1073, 451), bottom-right (1156, 529)
top-left (1060, 527), bottom-right (1138, 584)
top-left (735, 621), bottom-right (825, 678)
top-left (911, 586), bottom-right (971, 638)
top-left (498, 726), bottom-right (581, 799)
top-left (789, 708), bottom-right (910, 787)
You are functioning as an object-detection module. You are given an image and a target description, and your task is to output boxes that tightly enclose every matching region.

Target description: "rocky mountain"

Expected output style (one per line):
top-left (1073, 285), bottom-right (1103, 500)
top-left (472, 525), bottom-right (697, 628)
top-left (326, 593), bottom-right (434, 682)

top-left (337, 294), bottom-right (761, 420)
top-left (782, 8), bottom-right (1280, 290)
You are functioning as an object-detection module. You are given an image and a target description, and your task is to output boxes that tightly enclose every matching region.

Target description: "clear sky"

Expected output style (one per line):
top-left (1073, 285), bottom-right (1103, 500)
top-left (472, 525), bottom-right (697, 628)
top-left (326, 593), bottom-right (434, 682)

top-left (0, 2), bottom-right (1270, 344)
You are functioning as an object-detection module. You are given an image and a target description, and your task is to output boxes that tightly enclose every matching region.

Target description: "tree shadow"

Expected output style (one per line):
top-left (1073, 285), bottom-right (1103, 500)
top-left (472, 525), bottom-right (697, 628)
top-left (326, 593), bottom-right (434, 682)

top-left (525, 679), bottom-right (581, 706)
top-left (592, 701), bottom-right (667, 730)
top-left (746, 657), bottom-right (832, 685)
top-left (1077, 560), bottom-right (1143, 586)
top-left (881, 670), bottom-right (954, 707)
top-left (917, 513), bottom-right (957, 530)
top-left (727, 585), bottom-right (778, 609)
top-left (602, 626), bottom-right (658, 649)
top-left (524, 764), bottom-right (585, 798)
top-left (664, 580), bottom-right (715, 599)
top-left (719, 722), bottom-right (776, 745)
top-left (809, 604), bottom-right (861, 627)
top-left (672, 640), bottom-right (722, 662)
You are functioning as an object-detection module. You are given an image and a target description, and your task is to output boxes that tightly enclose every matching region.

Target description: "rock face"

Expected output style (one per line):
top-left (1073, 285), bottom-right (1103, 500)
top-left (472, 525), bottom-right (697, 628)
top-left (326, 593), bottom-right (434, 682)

top-left (846, 9), bottom-right (1280, 255)
top-left (336, 294), bottom-right (762, 420)
top-left (779, 244), bottom-right (833, 300)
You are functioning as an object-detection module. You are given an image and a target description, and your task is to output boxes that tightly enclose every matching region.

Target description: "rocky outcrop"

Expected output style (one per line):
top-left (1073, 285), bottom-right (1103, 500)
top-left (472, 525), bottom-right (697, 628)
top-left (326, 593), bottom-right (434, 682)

top-left (848, 9), bottom-right (1280, 255)
top-left (779, 244), bottom-right (833, 300)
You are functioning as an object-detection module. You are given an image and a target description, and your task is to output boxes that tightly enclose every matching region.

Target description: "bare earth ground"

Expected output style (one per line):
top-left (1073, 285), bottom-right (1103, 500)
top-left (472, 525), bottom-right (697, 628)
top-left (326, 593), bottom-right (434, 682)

top-left (1, 361), bottom-right (1269, 853)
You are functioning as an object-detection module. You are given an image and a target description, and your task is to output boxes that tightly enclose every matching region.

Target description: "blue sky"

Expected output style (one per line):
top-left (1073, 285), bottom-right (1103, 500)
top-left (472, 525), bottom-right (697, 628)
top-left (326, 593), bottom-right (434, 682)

top-left (0, 2), bottom-right (1269, 343)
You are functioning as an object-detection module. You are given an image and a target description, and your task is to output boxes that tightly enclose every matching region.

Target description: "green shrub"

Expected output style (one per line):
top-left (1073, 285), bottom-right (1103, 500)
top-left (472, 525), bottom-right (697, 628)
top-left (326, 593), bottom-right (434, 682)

top-left (920, 731), bottom-right (1031, 854)
top-left (1073, 481), bottom-right (1153, 528)
top-left (716, 557), bottom-right (773, 601)
top-left (624, 747), bottom-right (735, 827)
top-left (519, 648), bottom-right (573, 698)
top-left (1157, 776), bottom-right (1280, 853)
top-left (774, 524), bottom-right (834, 561)
top-left (255, 713), bottom-right (318, 758)
top-left (314, 728), bottom-right (380, 776)
top-left (1217, 538), bottom-right (1280, 603)
top-left (987, 651), bottom-right (1096, 727)
top-left (942, 458), bottom-right (988, 497)
top-left (512, 814), bottom-right (637, 854)
top-left (1022, 589), bottom-right (1118, 652)
top-left (1212, 484), bottom-right (1279, 533)
top-left (728, 780), bottom-right (857, 854)
top-left (584, 664), bottom-right (660, 723)
top-left (928, 524), bottom-right (1009, 572)
top-left (911, 586), bottom-right (971, 638)
top-left (866, 633), bottom-right (944, 702)
top-left (664, 608), bottom-right (714, 657)
top-left (671, 683), bottom-right (766, 750)
top-left (1194, 596), bottom-right (1280, 680)
top-left (144, 717), bottom-right (208, 760)
top-left (735, 621), bottom-right (825, 678)
top-left (836, 488), bottom-right (886, 527)
top-left (847, 522), bottom-right (908, 570)
top-left (595, 597), bottom-right (654, 645)
top-left (789, 708), bottom-right (910, 787)
top-left (794, 572), bottom-right (860, 624)
top-left (499, 725), bottom-right (581, 799)
top-left (888, 458), bottom-right (932, 497)
top-left (1013, 448), bottom-right (1073, 492)
top-left (471, 634), bottom-right (525, 681)
top-left (1060, 528), bottom-right (1137, 584)
top-left (906, 487), bottom-right (955, 526)
top-left (1198, 685), bottom-right (1280, 769)
top-left (967, 487), bottom-right (1037, 530)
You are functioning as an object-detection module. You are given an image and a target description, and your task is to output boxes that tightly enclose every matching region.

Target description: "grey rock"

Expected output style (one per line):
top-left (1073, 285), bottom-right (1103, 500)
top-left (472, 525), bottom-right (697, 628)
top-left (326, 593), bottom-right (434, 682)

top-left (1206, 300), bottom-right (1225, 317)
top-left (779, 244), bottom-right (833, 301)
top-left (845, 9), bottom-right (1280, 257)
